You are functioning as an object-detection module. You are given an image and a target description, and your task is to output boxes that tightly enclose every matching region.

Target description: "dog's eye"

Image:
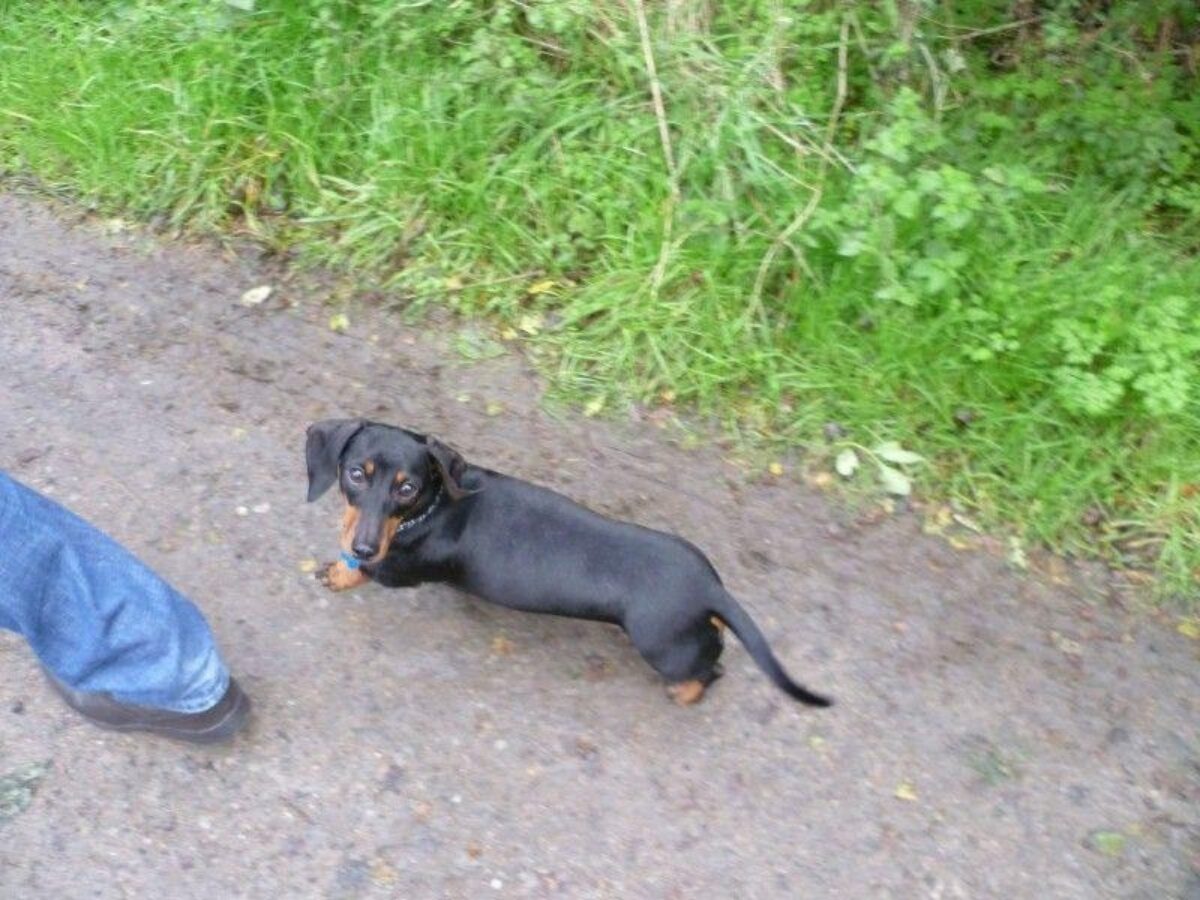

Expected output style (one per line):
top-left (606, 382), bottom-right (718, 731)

top-left (347, 467), bottom-right (366, 485)
top-left (396, 481), bottom-right (417, 499)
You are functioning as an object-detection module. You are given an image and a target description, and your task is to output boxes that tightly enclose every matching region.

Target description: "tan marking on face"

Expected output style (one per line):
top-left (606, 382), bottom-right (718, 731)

top-left (393, 471), bottom-right (408, 487)
top-left (710, 616), bottom-right (726, 634)
top-left (667, 680), bottom-right (706, 706)
top-left (340, 503), bottom-right (359, 552)
top-left (363, 460), bottom-right (375, 477)
top-left (371, 516), bottom-right (402, 563)
top-left (323, 559), bottom-right (369, 592)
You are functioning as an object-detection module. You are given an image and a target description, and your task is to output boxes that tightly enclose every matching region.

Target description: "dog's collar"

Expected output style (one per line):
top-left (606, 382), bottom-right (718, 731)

top-left (395, 481), bottom-right (443, 534)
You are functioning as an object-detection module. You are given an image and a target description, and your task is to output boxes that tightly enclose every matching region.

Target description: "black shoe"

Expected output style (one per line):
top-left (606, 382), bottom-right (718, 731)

top-left (43, 671), bottom-right (250, 744)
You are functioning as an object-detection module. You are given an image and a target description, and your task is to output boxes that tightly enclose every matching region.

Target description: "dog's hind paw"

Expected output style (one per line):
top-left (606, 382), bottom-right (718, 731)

top-left (667, 680), bottom-right (707, 706)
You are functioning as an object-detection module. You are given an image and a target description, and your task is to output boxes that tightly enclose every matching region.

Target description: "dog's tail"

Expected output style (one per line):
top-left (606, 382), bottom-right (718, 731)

top-left (709, 589), bottom-right (832, 707)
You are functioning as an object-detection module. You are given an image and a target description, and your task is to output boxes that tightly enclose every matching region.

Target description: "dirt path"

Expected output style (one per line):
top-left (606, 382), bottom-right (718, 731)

top-left (0, 193), bottom-right (1197, 899)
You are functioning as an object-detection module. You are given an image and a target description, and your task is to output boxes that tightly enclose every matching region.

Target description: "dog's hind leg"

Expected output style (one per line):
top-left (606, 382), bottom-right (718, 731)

top-left (630, 615), bottom-right (724, 706)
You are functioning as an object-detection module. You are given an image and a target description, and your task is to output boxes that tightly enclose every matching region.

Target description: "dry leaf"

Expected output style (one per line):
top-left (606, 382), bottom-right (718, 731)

top-left (768, 461), bottom-right (784, 477)
top-left (835, 448), bottom-right (859, 478)
top-left (518, 313), bottom-right (543, 336)
top-left (485, 401), bottom-right (505, 417)
top-left (894, 781), bottom-right (918, 802)
top-left (877, 463), bottom-right (912, 496)
top-left (584, 397), bottom-right (605, 417)
top-left (491, 635), bottom-right (515, 656)
top-left (1177, 619), bottom-right (1200, 640)
top-left (874, 441), bottom-right (924, 465)
top-left (240, 285), bottom-right (272, 306)
top-left (1049, 630), bottom-right (1083, 656)
top-left (298, 559), bottom-right (319, 574)
top-left (809, 471), bottom-right (834, 490)
top-left (527, 279), bottom-right (556, 295)
top-left (328, 312), bottom-right (350, 333)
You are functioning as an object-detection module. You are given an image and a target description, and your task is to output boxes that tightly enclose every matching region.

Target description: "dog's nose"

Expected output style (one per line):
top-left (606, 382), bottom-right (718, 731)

top-left (352, 542), bottom-right (378, 561)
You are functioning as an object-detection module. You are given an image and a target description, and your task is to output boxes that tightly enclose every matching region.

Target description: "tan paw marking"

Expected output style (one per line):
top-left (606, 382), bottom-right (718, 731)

top-left (318, 559), bottom-right (369, 592)
top-left (668, 680), bottom-right (706, 706)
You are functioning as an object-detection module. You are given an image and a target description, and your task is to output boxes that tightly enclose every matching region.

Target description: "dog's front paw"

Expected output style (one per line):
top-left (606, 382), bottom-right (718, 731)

top-left (317, 559), bottom-right (368, 592)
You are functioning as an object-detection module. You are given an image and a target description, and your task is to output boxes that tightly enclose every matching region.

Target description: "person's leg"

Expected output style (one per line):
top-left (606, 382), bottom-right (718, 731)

top-left (0, 470), bottom-right (236, 718)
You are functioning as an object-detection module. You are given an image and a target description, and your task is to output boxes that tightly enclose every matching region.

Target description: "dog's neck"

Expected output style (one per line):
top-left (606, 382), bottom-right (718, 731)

top-left (395, 480), bottom-right (443, 534)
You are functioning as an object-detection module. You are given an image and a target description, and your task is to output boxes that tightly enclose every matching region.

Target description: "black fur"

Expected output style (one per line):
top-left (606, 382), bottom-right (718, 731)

top-left (306, 419), bottom-right (831, 707)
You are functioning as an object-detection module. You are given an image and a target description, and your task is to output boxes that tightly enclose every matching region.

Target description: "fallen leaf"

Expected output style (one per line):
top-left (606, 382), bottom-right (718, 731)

top-left (1007, 537), bottom-right (1028, 571)
top-left (329, 312), bottom-right (350, 333)
top-left (444, 275), bottom-right (464, 291)
top-left (1050, 630), bottom-right (1083, 656)
top-left (874, 441), bottom-right (924, 465)
top-left (0, 761), bottom-right (49, 825)
top-left (298, 559), bottom-right (319, 574)
top-left (835, 448), bottom-right (859, 478)
top-left (527, 279), bottom-right (557, 295)
top-left (808, 735), bottom-right (826, 751)
top-left (659, 389), bottom-right (676, 404)
top-left (518, 313), bottom-right (543, 336)
top-left (485, 401), bottom-right (505, 417)
top-left (894, 781), bottom-right (918, 802)
top-left (809, 471), bottom-right (834, 490)
top-left (371, 861), bottom-right (398, 886)
top-left (499, 326), bottom-right (518, 341)
top-left (952, 512), bottom-right (982, 532)
top-left (1086, 830), bottom-right (1126, 857)
top-left (240, 285), bottom-right (272, 307)
top-left (877, 463), bottom-right (912, 496)
top-left (491, 635), bottom-right (515, 656)
top-left (583, 397), bottom-right (605, 417)
top-left (1177, 619), bottom-right (1200, 640)
top-left (768, 462), bottom-right (784, 477)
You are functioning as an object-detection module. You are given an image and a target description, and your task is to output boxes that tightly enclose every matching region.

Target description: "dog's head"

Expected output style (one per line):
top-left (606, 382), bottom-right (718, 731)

top-left (305, 419), bottom-right (476, 563)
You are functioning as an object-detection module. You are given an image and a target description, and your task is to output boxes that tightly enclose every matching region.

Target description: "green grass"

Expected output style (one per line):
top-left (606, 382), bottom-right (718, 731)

top-left (1, 1), bottom-right (1197, 599)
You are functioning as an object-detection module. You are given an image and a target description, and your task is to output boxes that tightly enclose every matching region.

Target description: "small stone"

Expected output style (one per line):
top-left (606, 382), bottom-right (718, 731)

top-left (490, 878), bottom-right (503, 890)
top-left (1106, 726), bottom-right (1130, 745)
top-left (235, 506), bottom-right (249, 517)
top-left (953, 407), bottom-right (977, 428)
top-left (493, 739), bottom-right (507, 751)
top-left (10, 700), bottom-right (24, 715)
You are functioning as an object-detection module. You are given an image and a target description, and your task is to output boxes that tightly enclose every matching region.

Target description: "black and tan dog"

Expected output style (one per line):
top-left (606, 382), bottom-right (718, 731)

top-left (306, 419), bottom-right (831, 707)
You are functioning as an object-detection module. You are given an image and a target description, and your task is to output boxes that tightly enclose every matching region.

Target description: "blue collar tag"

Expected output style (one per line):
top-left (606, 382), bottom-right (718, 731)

top-left (339, 550), bottom-right (361, 570)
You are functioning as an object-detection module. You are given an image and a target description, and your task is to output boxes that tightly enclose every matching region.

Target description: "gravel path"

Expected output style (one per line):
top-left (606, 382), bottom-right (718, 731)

top-left (1, 194), bottom-right (1197, 899)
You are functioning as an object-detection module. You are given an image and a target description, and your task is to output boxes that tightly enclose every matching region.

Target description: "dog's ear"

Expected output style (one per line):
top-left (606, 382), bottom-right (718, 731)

top-left (305, 418), bottom-right (366, 502)
top-left (426, 436), bottom-right (477, 501)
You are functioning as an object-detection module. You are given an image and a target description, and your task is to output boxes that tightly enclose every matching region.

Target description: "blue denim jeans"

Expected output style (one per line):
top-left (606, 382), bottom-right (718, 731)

top-left (0, 471), bottom-right (229, 713)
